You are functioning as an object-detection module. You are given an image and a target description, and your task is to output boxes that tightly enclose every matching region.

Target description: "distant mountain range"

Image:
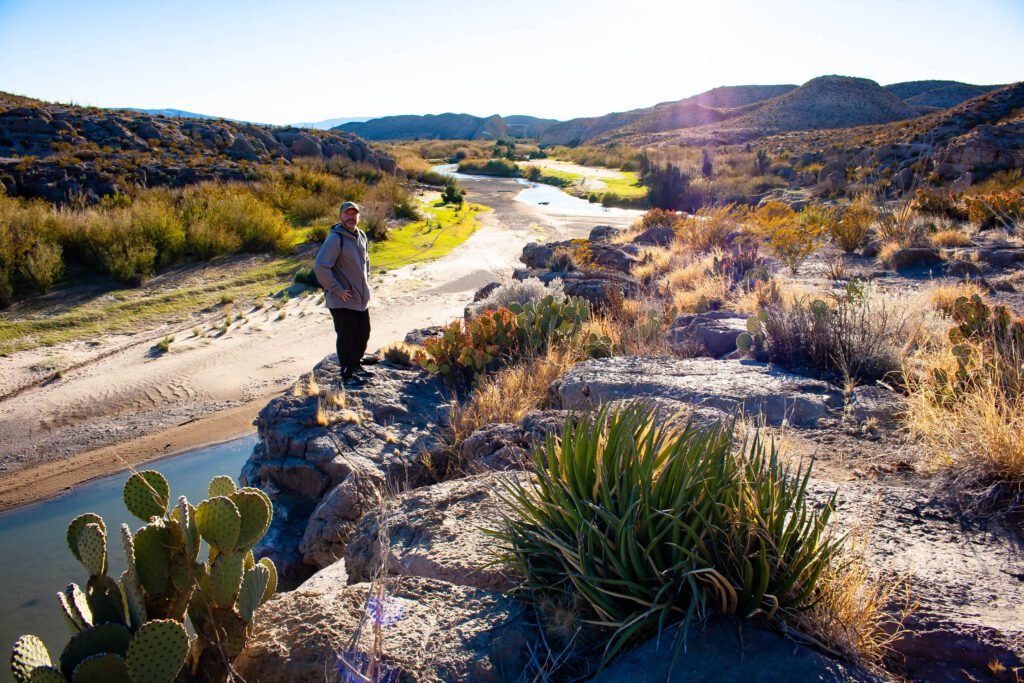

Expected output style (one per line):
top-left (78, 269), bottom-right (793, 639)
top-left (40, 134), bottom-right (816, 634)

top-left (334, 113), bottom-right (559, 140)
top-left (540, 77), bottom-right (1005, 146)
top-left (119, 109), bottom-right (373, 130)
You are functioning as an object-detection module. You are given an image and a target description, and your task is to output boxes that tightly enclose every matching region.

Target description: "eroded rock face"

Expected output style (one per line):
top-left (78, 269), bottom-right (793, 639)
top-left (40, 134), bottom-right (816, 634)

top-left (521, 239), bottom-right (640, 274)
top-left (551, 356), bottom-right (843, 427)
top-left (234, 576), bottom-right (537, 683)
top-left (345, 472), bottom-right (528, 593)
top-left (812, 481), bottom-right (1024, 682)
top-left (668, 311), bottom-right (749, 358)
top-left (456, 410), bottom-right (568, 472)
top-left (241, 357), bottom-right (450, 584)
top-left (591, 618), bottom-right (883, 683)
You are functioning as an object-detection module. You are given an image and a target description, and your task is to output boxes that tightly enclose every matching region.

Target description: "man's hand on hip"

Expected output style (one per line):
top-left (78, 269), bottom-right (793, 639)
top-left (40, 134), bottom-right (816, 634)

top-left (340, 289), bottom-right (354, 303)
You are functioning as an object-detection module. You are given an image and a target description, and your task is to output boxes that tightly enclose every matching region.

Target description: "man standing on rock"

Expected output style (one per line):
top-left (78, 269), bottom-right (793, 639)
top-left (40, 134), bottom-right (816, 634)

top-left (314, 201), bottom-right (372, 388)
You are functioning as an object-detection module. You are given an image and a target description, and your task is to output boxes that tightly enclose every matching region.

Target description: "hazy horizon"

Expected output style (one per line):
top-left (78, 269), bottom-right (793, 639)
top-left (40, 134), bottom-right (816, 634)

top-left (1, 0), bottom-right (1022, 124)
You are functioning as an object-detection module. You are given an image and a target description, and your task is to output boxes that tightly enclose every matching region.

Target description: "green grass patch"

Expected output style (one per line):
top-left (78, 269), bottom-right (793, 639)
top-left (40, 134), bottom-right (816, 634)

top-left (0, 256), bottom-right (305, 354)
top-left (369, 200), bottom-right (489, 270)
top-left (599, 171), bottom-right (647, 199)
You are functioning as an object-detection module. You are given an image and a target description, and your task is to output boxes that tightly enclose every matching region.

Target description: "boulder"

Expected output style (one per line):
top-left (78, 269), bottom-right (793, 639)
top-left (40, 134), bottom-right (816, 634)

top-left (241, 357), bottom-right (449, 583)
top-left (846, 384), bottom-right (904, 427)
top-left (227, 134), bottom-right (259, 161)
top-left (588, 225), bottom-right (621, 242)
top-left (521, 239), bottom-right (639, 274)
top-left (456, 410), bottom-right (568, 472)
top-left (403, 326), bottom-right (444, 347)
top-left (592, 618), bottom-right (882, 682)
top-left (631, 225), bottom-right (675, 246)
top-left (668, 311), bottom-right (749, 358)
top-left (550, 356), bottom-right (843, 427)
top-left (977, 248), bottom-right (1024, 269)
top-left (235, 576), bottom-right (537, 683)
top-left (344, 472), bottom-right (528, 592)
top-left (887, 247), bottom-right (942, 270)
top-left (290, 134), bottom-right (323, 158)
top-left (944, 259), bottom-right (985, 277)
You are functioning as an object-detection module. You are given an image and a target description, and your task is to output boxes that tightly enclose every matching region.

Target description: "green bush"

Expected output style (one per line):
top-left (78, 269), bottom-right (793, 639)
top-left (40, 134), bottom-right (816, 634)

top-left (456, 158), bottom-right (521, 177)
top-left (22, 241), bottom-right (64, 292)
top-left (129, 200), bottom-right (185, 267)
top-left (496, 403), bottom-right (840, 662)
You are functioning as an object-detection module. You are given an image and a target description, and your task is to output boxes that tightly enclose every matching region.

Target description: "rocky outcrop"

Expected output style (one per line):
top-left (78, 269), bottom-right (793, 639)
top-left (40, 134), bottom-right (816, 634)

top-left (344, 472), bottom-right (527, 593)
top-left (592, 618), bottom-right (884, 682)
top-left (550, 356), bottom-right (844, 427)
top-left (667, 311), bottom-right (748, 358)
top-left (0, 92), bottom-right (394, 203)
top-left (240, 357), bottom-right (450, 584)
top-left (235, 574), bottom-right (537, 683)
top-left (455, 410), bottom-right (567, 472)
top-left (520, 240), bottom-right (640, 274)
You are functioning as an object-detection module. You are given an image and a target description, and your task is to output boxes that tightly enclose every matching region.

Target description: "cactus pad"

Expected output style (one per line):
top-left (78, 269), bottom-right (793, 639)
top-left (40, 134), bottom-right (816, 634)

top-left (66, 514), bottom-right (104, 565)
top-left (194, 496), bottom-right (241, 550)
top-left (84, 575), bottom-right (125, 627)
top-left (60, 584), bottom-right (92, 632)
top-left (736, 332), bottom-right (754, 352)
top-left (208, 475), bottom-right (236, 498)
top-left (202, 608), bottom-right (248, 659)
top-left (258, 557), bottom-right (278, 603)
top-left (26, 667), bottom-right (65, 682)
top-left (171, 497), bottom-right (199, 562)
top-left (118, 570), bottom-right (146, 631)
top-left (132, 523), bottom-right (171, 595)
top-left (210, 551), bottom-right (244, 606)
top-left (230, 488), bottom-right (272, 550)
top-left (74, 523), bottom-right (106, 577)
top-left (11, 635), bottom-right (51, 683)
top-left (69, 652), bottom-right (129, 682)
top-left (122, 471), bottom-right (170, 522)
top-left (58, 622), bottom-right (131, 679)
top-left (237, 564), bottom-right (270, 622)
top-left (124, 620), bottom-right (188, 683)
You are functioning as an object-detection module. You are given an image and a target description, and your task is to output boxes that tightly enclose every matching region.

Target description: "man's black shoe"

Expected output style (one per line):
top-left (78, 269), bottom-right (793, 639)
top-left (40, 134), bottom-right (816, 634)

top-left (356, 366), bottom-right (375, 377)
top-left (360, 354), bottom-right (379, 365)
top-left (343, 375), bottom-right (366, 389)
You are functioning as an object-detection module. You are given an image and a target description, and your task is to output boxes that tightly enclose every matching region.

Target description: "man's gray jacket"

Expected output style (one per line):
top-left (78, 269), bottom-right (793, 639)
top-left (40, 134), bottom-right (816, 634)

top-left (313, 224), bottom-right (371, 311)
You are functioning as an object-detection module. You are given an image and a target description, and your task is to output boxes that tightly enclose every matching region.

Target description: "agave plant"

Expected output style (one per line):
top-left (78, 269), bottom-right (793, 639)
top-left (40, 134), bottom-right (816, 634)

top-left (494, 402), bottom-right (841, 663)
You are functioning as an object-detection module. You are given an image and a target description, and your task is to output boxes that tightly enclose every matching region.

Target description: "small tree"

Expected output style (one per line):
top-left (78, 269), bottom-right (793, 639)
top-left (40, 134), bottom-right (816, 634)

top-left (701, 148), bottom-right (714, 177)
top-left (750, 200), bottom-right (822, 274)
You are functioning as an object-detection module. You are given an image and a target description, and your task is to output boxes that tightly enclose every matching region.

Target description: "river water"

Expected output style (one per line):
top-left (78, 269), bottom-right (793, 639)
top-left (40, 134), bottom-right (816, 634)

top-left (0, 435), bottom-right (255, 677)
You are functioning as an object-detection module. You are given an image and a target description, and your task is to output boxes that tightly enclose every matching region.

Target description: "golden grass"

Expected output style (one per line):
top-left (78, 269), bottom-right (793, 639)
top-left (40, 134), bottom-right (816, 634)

top-left (925, 281), bottom-right (989, 317)
top-left (380, 341), bottom-right (420, 366)
top-left (449, 345), bottom-right (579, 445)
top-left (905, 350), bottom-right (1024, 503)
top-left (876, 241), bottom-right (901, 266)
top-left (792, 524), bottom-right (915, 669)
top-left (929, 229), bottom-right (972, 248)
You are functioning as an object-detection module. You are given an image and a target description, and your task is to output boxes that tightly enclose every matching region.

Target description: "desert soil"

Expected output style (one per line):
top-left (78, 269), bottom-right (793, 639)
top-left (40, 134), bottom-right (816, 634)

top-left (0, 174), bottom-right (642, 510)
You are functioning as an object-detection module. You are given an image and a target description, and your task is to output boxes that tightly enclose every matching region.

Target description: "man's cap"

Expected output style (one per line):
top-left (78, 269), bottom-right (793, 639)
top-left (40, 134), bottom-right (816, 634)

top-left (340, 201), bottom-right (360, 214)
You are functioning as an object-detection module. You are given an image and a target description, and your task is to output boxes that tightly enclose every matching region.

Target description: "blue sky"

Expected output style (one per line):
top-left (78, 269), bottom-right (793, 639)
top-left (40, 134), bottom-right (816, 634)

top-left (1, 0), bottom-right (1021, 123)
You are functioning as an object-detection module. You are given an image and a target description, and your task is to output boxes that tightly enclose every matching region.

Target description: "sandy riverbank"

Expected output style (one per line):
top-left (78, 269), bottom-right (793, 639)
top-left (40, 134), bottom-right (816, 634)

top-left (0, 175), bottom-right (642, 510)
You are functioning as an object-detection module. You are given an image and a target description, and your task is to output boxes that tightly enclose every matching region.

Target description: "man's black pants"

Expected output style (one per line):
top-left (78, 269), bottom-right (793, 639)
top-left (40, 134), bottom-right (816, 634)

top-left (329, 308), bottom-right (371, 379)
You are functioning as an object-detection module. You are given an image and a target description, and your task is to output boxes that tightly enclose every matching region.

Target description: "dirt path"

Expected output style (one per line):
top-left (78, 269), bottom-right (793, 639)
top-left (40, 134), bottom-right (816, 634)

top-left (0, 175), bottom-right (641, 510)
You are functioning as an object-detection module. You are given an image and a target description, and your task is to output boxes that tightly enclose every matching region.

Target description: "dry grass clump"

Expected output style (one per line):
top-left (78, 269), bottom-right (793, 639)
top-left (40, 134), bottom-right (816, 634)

top-left (674, 204), bottom-right (745, 252)
top-left (925, 281), bottom-right (988, 317)
top-left (876, 241), bottom-right (901, 266)
top-left (792, 525), bottom-right (915, 669)
top-left (380, 342), bottom-right (420, 366)
top-left (449, 345), bottom-right (578, 444)
top-left (670, 273), bottom-right (731, 313)
top-left (929, 228), bottom-right (972, 248)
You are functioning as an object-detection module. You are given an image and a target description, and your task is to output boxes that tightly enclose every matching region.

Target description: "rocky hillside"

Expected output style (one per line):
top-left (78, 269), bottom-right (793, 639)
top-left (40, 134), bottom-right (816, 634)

top-left (336, 113), bottom-right (558, 140)
top-left (885, 80), bottom-right (1001, 111)
top-left (0, 91), bottom-right (394, 203)
top-left (538, 84), bottom-right (797, 146)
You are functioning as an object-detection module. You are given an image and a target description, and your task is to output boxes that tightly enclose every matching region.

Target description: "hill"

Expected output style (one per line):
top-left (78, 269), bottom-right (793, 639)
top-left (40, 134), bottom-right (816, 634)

top-left (0, 91), bottom-right (393, 203)
top-left (539, 84), bottom-right (796, 145)
top-left (336, 113), bottom-right (559, 140)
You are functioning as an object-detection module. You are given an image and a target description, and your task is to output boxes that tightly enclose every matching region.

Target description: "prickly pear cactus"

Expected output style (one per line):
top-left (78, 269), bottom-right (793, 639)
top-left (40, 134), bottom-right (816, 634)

top-left (11, 471), bottom-right (278, 683)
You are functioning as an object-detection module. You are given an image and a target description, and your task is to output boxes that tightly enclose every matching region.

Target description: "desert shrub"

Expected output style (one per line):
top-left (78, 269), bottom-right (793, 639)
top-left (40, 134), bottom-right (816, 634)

top-left (910, 187), bottom-right (966, 219)
top-left (674, 204), bottom-right (745, 252)
top-left (963, 192), bottom-right (1024, 230)
top-left (830, 197), bottom-right (873, 253)
top-left (876, 200), bottom-right (928, 247)
top-left (21, 241), bottom-right (63, 293)
top-left (905, 295), bottom-right (1024, 506)
top-left (186, 220), bottom-right (241, 260)
top-left (440, 178), bottom-right (466, 206)
top-left (496, 403), bottom-right (842, 662)
top-left (128, 199), bottom-right (185, 267)
top-left (926, 282), bottom-right (988, 317)
top-left (358, 200), bottom-right (389, 241)
top-left (416, 169), bottom-right (450, 186)
top-left (743, 280), bottom-right (924, 383)
top-left (469, 277), bottom-right (565, 317)
top-left (748, 201), bottom-right (821, 274)
top-left (306, 223), bottom-right (330, 242)
top-left (293, 266), bottom-right (320, 288)
top-left (182, 187), bottom-right (291, 255)
top-left (456, 158), bottom-right (521, 177)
